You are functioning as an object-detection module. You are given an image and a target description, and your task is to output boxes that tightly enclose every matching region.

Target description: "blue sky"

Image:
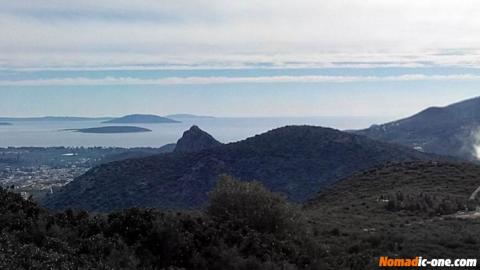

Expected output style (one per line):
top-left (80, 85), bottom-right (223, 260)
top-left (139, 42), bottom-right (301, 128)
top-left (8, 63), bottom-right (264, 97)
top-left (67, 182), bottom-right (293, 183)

top-left (1, 1), bottom-right (480, 117)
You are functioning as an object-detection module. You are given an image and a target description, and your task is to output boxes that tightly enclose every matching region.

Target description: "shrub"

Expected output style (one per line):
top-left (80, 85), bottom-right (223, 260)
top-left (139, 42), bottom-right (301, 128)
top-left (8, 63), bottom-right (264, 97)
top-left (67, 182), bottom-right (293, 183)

top-left (383, 191), bottom-right (465, 215)
top-left (207, 175), bottom-right (306, 238)
top-left (0, 182), bottom-right (323, 269)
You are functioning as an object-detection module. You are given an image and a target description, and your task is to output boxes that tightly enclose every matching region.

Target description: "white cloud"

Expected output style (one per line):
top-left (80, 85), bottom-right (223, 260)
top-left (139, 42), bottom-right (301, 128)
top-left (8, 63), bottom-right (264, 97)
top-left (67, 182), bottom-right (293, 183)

top-left (2, 74), bottom-right (480, 86)
top-left (2, 1), bottom-right (480, 68)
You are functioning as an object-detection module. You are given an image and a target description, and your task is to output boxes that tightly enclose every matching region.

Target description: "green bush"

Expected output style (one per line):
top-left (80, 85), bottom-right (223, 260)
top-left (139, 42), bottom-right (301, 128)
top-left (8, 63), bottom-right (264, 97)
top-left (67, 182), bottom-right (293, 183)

top-left (207, 175), bottom-right (307, 238)
top-left (0, 182), bottom-right (322, 269)
top-left (383, 191), bottom-right (465, 215)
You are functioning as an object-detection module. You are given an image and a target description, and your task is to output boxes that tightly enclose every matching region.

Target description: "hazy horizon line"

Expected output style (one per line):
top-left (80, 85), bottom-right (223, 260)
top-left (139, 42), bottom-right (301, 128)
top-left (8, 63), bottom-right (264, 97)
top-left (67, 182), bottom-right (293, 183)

top-left (0, 114), bottom-right (400, 119)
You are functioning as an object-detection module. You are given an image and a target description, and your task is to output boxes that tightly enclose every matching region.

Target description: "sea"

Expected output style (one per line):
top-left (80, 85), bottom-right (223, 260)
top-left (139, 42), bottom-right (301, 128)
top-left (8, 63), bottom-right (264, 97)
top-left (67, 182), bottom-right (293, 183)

top-left (0, 116), bottom-right (391, 148)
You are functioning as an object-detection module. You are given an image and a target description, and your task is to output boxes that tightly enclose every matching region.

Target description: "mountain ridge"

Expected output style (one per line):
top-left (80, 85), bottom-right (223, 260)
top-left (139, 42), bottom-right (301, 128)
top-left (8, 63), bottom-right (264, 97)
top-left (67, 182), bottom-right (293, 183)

top-left (43, 125), bottom-right (440, 212)
top-left (355, 96), bottom-right (480, 160)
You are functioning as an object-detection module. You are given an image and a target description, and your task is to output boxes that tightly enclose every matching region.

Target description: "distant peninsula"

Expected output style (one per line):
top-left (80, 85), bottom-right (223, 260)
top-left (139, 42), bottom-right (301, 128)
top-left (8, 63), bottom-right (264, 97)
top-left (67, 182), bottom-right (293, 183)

top-left (103, 114), bottom-right (179, 124)
top-left (165, 114), bottom-right (215, 119)
top-left (0, 122), bottom-right (12, 126)
top-left (66, 126), bottom-right (152, 134)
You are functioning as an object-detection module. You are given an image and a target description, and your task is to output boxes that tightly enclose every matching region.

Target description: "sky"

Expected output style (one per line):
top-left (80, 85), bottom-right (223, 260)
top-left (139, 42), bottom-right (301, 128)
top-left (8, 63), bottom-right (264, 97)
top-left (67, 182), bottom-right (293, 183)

top-left (1, 0), bottom-right (480, 118)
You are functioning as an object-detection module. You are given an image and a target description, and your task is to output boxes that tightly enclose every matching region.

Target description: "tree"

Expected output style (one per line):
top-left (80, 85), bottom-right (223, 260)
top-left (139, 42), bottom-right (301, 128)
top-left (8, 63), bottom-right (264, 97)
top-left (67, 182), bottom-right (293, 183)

top-left (207, 175), bottom-right (306, 238)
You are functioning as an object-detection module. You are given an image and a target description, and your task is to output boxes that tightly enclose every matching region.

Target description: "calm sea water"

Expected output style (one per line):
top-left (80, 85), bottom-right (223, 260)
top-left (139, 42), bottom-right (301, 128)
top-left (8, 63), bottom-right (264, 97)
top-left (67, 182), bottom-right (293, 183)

top-left (0, 117), bottom-right (391, 147)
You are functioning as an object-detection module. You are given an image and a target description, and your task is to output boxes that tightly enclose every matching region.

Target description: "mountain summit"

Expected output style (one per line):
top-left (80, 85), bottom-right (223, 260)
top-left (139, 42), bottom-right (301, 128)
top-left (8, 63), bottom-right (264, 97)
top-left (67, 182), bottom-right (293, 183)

top-left (174, 125), bottom-right (222, 153)
top-left (43, 125), bottom-right (438, 212)
top-left (355, 96), bottom-right (480, 160)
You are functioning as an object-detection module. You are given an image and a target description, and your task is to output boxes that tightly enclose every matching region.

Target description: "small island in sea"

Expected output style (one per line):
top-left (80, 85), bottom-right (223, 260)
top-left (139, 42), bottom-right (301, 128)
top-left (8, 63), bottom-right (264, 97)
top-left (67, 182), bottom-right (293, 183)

top-left (0, 122), bottom-right (12, 126)
top-left (65, 126), bottom-right (152, 134)
top-left (165, 114), bottom-right (215, 119)
top-left (103, 114), bottom-right (179, 124)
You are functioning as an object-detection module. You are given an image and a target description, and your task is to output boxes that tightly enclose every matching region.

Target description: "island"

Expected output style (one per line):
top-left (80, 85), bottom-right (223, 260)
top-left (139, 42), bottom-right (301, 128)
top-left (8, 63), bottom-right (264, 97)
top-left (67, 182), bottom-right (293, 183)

top-left (103, 114), bottom-right (179, 124)
top-left (0, 122), bottom-right (12, 126)
top-left (65, 126), bottom-right (152, 134)
top-left (165, 114), bottom-right (215, 119)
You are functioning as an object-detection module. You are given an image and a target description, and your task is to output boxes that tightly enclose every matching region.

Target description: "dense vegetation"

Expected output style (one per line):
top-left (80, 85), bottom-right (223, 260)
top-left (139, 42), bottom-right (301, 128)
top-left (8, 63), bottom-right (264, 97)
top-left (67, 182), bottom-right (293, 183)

top-left (3, 162), bottom-right (480, 269)
top-left (355, 96), bottom-right (480, 160)
top-left (0, 176), bottom-right (322, 269)
top-left (305, 161), bottom-right (480, 269)
top-left (44, 126), bottom-right (436, 211)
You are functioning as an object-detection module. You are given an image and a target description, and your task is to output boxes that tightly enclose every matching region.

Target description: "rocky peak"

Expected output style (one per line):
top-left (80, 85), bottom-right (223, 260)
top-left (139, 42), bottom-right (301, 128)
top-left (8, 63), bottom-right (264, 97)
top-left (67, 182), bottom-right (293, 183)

top-left (174, 125), bottom-right (222, 153)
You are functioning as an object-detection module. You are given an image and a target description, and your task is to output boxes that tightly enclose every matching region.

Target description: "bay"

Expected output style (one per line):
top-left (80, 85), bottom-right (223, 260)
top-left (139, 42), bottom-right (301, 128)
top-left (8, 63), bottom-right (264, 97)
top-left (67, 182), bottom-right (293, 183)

top-left (0, 116), bottom-right (390, 147)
